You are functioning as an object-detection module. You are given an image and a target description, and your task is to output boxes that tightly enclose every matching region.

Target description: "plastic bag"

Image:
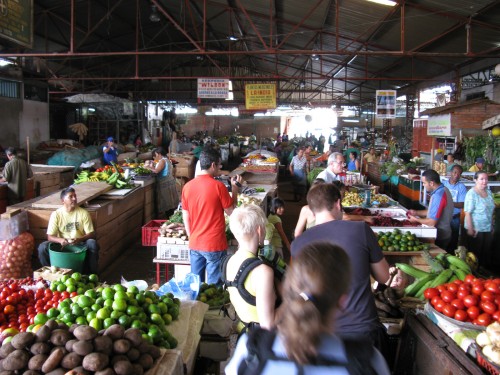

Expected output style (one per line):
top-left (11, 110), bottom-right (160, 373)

top-left (156, 273), bottom-right (200, 301)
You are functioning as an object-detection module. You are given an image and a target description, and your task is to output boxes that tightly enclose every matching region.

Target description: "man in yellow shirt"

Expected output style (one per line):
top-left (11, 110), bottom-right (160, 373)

top-left (469, 157), bottom-right (484, 172)
top-left (37, 187), bottom-right (99, 274)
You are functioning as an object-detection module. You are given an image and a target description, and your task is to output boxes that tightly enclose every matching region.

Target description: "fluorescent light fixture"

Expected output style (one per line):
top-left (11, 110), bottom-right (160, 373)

top-left (228, 36), bottom-right (238, 41)
top-left (366, 0), bottom-right (397, 6)
top-left (0, 58), bottom-right (13, 67)
top-left (343, 119), bottom-right (359, 123)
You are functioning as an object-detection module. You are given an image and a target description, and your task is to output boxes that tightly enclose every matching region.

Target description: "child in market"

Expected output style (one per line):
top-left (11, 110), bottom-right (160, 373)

top-left (266, 198), bottom-right (291, 263)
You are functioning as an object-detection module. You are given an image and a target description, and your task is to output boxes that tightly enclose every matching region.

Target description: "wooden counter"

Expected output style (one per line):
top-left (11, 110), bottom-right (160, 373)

top-left (21, 186), bottom-right (145, 271)
top-left (31, 164), bottom-right (74, 197)
top-left (382, 244), bottom-right (446, 273)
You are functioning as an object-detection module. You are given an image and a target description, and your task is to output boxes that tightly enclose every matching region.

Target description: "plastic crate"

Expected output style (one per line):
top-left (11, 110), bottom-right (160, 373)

top-left (157, 243), bottom-right (190, 264)
top-left (142, 220), bottom-right (167, 246)
top-left (477, 349), bottom-right (500, 375)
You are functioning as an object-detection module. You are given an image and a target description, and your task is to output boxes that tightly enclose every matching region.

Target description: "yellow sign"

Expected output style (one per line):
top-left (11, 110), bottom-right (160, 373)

top-left (0, 0), bottom-right (33, 48)
top-left (245, 84), bottom-right (276, 110)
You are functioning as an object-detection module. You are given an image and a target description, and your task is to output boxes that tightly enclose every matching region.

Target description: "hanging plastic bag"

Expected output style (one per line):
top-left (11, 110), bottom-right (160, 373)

top-left (156, 273), bottom-right (200, 301)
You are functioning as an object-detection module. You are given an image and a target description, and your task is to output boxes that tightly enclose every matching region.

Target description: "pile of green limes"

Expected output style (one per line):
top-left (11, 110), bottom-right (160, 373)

top-left (376, 228), bottom-right (430, 252)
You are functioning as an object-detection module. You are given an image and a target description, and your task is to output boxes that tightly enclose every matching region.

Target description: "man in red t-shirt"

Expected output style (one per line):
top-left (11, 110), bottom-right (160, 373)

top-left (182, 147), bottom-right (242, 284)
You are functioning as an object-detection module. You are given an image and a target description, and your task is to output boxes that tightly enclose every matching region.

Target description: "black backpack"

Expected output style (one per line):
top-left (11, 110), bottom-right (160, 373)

top-left (221, 256), bottom-right (265, 306)
top-left (237, 327), bottom-right (377, 375)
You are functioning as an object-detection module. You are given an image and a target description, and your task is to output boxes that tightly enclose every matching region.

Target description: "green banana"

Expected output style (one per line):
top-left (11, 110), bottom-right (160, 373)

top-left (396, 263), bottom-right (431, 279)
top-left (404, 273), bottom-right (437, 297)
top-left (445, 254), bottom-right (472, 274)
top-left (428, 269), bottom-right (454, 288)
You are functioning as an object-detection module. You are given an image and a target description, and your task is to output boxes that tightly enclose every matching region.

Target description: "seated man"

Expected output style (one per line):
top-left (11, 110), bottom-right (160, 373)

top-left (38, 187), bottom-right (99, 275)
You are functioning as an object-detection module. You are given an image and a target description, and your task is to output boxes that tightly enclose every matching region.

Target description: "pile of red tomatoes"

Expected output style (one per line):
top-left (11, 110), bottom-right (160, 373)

top-left (425, 275), bottom-right (500, 326)
top-left (0, 277), bottom-right (73, 333)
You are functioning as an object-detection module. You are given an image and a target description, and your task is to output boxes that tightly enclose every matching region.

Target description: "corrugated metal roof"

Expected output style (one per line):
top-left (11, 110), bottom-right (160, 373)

top-left (0, 0), bottom-right (498, 106)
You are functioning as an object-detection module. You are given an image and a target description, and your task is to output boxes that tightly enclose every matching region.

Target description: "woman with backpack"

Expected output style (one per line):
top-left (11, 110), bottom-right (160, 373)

top-left (225, 241), bottom-right (390, 374)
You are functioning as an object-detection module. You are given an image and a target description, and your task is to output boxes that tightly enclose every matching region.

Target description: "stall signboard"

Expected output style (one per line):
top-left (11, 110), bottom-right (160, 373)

top-left (245, 83), bottom-right (277, 110)
top-left (427, 114), bottom-right (451, 136)
top-left (197, 78), bottom-right (229, 99)
top-left (375, 90), bottom-right (396, 119)
top-left (0, 0), bottom-right (33, 48)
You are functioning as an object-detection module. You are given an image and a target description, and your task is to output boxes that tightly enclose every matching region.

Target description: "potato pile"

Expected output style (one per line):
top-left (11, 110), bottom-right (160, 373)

top-left (0, 320), bottom-right (162, 374)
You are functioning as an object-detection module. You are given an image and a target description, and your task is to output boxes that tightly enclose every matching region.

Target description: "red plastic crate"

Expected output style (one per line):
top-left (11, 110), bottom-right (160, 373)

top-left (142, 220), bottom-right (167, 246)
top-left (477, 348), bottom-right (500, 375)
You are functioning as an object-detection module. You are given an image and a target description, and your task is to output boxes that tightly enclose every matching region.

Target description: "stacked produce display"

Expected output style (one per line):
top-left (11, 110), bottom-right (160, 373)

top-left (376, 229), bottom-right (430, 252)
top-left (0, 269), bottom-right (182, 374)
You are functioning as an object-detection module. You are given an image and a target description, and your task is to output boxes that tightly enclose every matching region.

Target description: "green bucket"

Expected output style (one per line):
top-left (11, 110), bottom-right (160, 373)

top-left (48, 243), bottom-right (87, 273)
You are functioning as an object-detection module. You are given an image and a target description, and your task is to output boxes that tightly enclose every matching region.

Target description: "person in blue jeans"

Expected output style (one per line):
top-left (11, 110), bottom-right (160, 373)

top-left (442, 164), bottom-right (467, 253)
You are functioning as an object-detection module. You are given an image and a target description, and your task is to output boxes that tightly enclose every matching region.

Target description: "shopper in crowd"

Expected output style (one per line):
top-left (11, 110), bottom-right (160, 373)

top-left (224, 205), bottom-right (277, 330)
top-left (464, 171), bottom-right (495, 268)
top-left (38, 187), bottom-right (99, 275)
top-left (316, 152), bottom-right (344, 183)
top-left (317, 134), bottom-right (326, 153)
top-left (145, 147), bottom-right (178, 218)
top-left (226, 241), bottom-right (390, 374)
top-left (168, 131), bottom-right (180, 154)
top-left (469, 157), bottom-right (485, 172)
top-left (291, 183), bottom-right (390, 349)
top-left (102, 137), bottom-right (118, 165)
top-left (0, 147), bottom-right (33, 205)
top-left (133, 135), bottom-right (142, 148)
top-left (347, 151), bottom-right (360, 171)
top-left (446, 153), bottom-right (457, 172)
top-left (294, 179), bottom-right (325, 238)
top-left (265, 198), bottom-right (291, 262)
top-left (288, 147), bottom-right (308, 201)
top-left (434, 149), bottom-right (444, 162)
top-left (408, 169), bottom-right (454, 250)
top-left (364, 147), bottom-right (378, 164)
top-left (182, 147), bottom-right (242, 285)
top-left (442, 165), bottom-right (467, 253)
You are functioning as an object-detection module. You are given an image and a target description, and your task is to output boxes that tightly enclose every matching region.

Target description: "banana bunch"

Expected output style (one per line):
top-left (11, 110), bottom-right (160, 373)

top-left (69, 123), bottom-right (88, 140)
top-left (397, 252), bottom-right (472, 300)
top-left (74, 170), bottom-right (90, 183)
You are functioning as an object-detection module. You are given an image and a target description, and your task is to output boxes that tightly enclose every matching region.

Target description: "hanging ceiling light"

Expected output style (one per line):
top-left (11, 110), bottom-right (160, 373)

top-left (149, 5), bottom-right (161, 23)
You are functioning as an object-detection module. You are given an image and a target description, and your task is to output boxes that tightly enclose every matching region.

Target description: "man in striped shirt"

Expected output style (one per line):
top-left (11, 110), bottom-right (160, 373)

top-left (407, 169), bottom-right (454, 250)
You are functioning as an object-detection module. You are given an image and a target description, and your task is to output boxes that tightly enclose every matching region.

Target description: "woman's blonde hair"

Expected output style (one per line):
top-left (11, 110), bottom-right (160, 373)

top-left (229, 204), bottom-right (267, 239)
top-left (276, 242), bottom-right (351, 365)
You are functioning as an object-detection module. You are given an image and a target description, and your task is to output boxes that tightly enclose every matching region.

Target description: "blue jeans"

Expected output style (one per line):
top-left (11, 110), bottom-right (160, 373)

top-left (38, 239), bottom-right (100, 275)
top-left (190, 249), bottom-right (227, 285)
top-left (446, 215), bottom-right (460, 254)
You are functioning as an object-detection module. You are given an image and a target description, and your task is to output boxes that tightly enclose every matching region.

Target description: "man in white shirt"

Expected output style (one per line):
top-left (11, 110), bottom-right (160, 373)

top-left (316, 152), bottom-right (344, 183)
top-left (441, 164), bottom-right (467, 253)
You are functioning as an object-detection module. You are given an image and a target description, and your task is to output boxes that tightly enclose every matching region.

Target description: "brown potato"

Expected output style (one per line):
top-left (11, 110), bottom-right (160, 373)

top-left (72, 341), bottom-right (93, 357)
top-left (50, 330), bottom-right (72, 347)
top-left (30, 342), bottom-right (50, 356)
top-left (93, 336), bottom-right (112, 355)
top-left (61, 352), bottom-right (83, 369)
top-left (3, 349), bottom-right (30, 371)
top-left (41, 347), bottom-right (65, 373)
top-left (137, 354), bottom-right (153, 370)
top-left (11, 333), bottom-right (35, 350)
top-left (125, 348), bottom-right (139, 362)
top-left (45, 319), bottom-right (59, 331)
top-left (73, 326), bottom-right (98, 342)
top-left (113, 360), bottom-right (133, 375)
top-left (35, 326), bottom-right (51, 343)
top-left (147, 345), bottom-right (161, 360)
top-left (45, 369), bottom-right (66, 375)
top-left (95, 369), bottom-right (116, 375)
top-left (65, 339), bottom-right (77, 353)
top-left (28, 354), bottom-right (48, 371)
top-left (112, 340), bottom-right (130, 355)
top-left (123, 329), bottom-right (142, 347)
top-left (68, 366), bottom-right (90, 375)
top-left (109, 355), bottom-right (128, 366)
top-left (82, 353), bottom-right (109, 372)
top-left (103, 325), bottom-right (124, 341)
top-left (22, 370), bottom-right (41, 375)
top-left (0, 343), bottom-right (15, 359)
top-left (131, 364), bottom-right (144, 375)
